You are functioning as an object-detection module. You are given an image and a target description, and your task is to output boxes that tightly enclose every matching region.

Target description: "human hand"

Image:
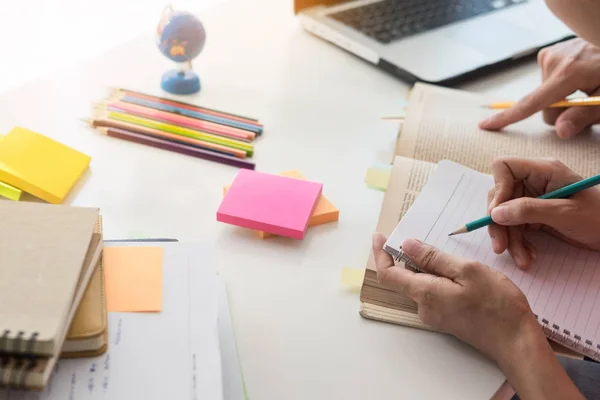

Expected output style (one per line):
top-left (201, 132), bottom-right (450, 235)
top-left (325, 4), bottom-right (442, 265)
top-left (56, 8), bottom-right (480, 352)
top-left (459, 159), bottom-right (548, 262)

top-left (487, 157), bottom-right (600, 270)
top-left (371, 233), bottom-right (544, 367)
top-left (372, 233), bottom-right (585, 399)
top-left (479, 38), bottom-right (600, 138)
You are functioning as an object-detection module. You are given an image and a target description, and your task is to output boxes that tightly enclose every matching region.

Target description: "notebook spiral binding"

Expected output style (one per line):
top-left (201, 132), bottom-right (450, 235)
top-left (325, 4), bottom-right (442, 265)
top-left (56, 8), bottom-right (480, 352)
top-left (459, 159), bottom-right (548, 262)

top-left (393, 247), bottom-right (421, 272)
top-left (0, 330), bottom-right (39, 388)
top-left (392, 247), bottom-right (600, 361)
top-left (534, 314), bottom-right (600, 362)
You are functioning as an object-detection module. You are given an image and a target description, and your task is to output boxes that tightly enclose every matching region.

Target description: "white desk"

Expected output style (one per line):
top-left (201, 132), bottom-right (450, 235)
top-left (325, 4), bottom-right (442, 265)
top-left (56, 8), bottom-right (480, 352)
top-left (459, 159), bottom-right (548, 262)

top-left (0, 0), bottom-right (545, 398)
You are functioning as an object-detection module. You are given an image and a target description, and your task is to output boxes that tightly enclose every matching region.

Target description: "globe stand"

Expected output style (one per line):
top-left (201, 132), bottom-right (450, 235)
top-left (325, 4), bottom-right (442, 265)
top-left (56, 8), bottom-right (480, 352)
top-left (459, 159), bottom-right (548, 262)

top-left (161, 69), bottom-right (200, 95)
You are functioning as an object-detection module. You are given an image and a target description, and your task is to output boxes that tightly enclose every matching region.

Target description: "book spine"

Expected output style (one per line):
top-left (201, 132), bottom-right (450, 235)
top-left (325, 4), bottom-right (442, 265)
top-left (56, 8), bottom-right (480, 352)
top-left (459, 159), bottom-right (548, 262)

top-left (535, 314), bottom-right (600, 362)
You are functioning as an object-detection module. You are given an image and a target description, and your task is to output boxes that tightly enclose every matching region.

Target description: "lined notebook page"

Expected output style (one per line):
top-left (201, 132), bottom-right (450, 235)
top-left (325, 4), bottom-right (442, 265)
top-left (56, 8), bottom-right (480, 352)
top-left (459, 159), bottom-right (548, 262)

top-left (385, 160), bottom-right (600, 360)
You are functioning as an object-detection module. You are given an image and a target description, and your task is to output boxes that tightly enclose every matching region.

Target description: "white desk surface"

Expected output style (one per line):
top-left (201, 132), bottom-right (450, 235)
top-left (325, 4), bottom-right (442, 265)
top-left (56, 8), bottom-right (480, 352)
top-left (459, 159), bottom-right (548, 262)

top-left (0, 0), bottom-right (544, 398)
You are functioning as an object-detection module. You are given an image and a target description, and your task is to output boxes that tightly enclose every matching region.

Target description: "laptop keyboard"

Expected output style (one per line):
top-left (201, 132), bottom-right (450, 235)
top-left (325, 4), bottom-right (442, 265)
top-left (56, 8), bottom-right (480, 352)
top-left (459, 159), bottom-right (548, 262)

top-left (330, 0), bottom-right (527, 44)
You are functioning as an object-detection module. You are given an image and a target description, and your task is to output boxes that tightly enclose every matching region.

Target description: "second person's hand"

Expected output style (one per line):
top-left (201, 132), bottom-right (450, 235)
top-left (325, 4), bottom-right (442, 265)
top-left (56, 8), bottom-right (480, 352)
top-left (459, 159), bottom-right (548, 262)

top-left (479, 38), bottom-right (600, 138)
top-left (488, 157), bottom-right (600, 270)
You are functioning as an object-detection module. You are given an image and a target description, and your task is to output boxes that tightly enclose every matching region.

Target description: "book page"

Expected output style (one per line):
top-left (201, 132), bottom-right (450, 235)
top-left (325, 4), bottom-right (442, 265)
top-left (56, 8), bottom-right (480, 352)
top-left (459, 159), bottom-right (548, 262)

top-left (396, 83), bottom-right (600, 177)
top-left (360, 156), bottom-right (435, 318)
top-left (385, 161), bottom-right (600, 360)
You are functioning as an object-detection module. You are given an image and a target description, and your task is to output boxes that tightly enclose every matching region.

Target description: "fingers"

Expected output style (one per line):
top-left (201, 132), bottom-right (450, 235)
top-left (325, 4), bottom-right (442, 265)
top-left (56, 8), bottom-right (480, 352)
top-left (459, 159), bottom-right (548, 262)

top-left (401, 238), bottom-right (462, 280)
top-left (488, 224), bottom-right (508, 254)
top-left (490, 197), bottom-right (574, 228)
top-left (487, 188), bottom-right (508, 253)
top-left (372, 232), bottom-right (394, 269)
top-left (506, 227), bottom-right (535, 270)
top-left (479, 76), bottom-right (575, 131)
top-left (554, 104), bottom-right (600, 139)
top-left (488, 157), bottom-right (580, 210)
top-left (372, 233), bottom-right (452, 301)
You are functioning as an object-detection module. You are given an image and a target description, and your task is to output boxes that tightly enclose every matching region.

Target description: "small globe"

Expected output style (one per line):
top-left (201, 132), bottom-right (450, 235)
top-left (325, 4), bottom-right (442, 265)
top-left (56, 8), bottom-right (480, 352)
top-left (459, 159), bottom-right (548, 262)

top-left (157, 10), bottom-right (206, 63)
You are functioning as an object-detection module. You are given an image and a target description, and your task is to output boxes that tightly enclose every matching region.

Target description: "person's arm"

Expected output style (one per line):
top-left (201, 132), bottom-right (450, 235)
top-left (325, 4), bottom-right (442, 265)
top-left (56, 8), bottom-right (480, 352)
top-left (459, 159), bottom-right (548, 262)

top-left (545, 0), bottom-right (600, 48)
top-left (499, 318), bottom-right (584, 400)
top-left (371, 235), bottom-right (585, 400)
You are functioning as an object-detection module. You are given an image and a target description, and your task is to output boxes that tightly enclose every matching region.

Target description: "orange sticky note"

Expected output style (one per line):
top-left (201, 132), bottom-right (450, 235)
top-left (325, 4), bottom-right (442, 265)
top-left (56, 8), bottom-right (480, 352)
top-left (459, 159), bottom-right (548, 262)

top-left (103, 246), bottom-right (163, 312)
top-left (223, 170), bottom-right (339, 238)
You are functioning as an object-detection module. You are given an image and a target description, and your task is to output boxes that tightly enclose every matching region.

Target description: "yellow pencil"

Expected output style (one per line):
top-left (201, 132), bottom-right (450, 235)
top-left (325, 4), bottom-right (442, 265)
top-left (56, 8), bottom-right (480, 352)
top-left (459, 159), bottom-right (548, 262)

top-left (484, 96), bottom-right (600, 109)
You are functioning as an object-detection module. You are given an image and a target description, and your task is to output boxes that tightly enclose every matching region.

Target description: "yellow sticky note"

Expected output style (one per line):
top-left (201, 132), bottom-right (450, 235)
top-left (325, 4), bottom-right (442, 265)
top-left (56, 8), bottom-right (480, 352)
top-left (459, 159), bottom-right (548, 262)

top-left (340, 267), bottom-right (365, 292)
top-left (224, 170), bottom-right (339, 239)
top-left (0, 180), bottom-right (21, 201)
top-left (365, 166), bottom-right (391, 191)
top-left (103, 246), bottom-right (163, 312)
top-left (0, 127), bottom-right (90, 204)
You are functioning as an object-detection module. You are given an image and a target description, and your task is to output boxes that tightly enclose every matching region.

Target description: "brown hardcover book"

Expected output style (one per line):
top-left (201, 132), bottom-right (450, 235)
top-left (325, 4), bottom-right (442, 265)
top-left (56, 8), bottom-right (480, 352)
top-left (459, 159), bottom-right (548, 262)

top-left (360, 83), bottom-right (600, 359)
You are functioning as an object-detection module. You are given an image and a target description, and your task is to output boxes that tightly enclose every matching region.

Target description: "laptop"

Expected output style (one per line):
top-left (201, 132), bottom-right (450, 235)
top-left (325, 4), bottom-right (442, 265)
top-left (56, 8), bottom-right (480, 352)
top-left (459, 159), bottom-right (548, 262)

top-left (295, 0), bottom-right (573, 85)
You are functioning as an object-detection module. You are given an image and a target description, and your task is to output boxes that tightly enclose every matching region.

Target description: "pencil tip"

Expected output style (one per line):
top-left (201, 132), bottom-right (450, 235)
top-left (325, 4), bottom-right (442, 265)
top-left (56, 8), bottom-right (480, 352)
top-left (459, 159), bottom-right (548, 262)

top-left (448, 226), bottom-right (468, 236)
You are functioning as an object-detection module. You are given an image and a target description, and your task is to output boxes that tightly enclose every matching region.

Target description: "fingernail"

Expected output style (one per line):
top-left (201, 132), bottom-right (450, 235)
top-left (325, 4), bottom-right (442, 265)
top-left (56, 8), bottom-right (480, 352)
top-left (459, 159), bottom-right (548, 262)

top-left (479, 118), bottom-right (491, 128)
top-left (557, 120), bottom-right (577, 138)
top-left (491, 206), bottom-right (509, 223)
top-left (401, 238), bottom-right (422, 256)
top-left (513, 254), bottom-right (524, 267)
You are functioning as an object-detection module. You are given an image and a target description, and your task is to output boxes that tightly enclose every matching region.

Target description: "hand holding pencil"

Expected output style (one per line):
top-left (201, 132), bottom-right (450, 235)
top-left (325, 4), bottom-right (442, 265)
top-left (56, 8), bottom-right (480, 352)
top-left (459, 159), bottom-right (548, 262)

top-left (456, 157), bottom-right (600, 270)
top-left (479, 38), bottom-right (600, 139)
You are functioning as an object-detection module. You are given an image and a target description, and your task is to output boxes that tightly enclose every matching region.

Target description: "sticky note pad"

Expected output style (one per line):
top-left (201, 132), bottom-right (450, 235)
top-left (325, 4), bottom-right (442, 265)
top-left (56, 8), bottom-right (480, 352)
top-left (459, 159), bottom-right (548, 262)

top-left (103, 246), bottom-right (163, 312)
top-left (217, 169), bottom-right (323, 239)
top-left (0, 127), bottom-right (91, 204)
top-left (365, 165), bottom-right (392, 191)
top-left (0, 180), bottom-right (21, 201)
top-left (223, 170), bottom-right (339, 239)
top-left (340, 267), bottom-right (365, 292)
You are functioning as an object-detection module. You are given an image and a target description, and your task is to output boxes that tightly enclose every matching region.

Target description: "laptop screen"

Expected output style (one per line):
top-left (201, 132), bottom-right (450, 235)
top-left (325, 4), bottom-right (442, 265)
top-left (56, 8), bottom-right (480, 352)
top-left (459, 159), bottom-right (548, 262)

top-left (294, 0), bottom-right (347, 14)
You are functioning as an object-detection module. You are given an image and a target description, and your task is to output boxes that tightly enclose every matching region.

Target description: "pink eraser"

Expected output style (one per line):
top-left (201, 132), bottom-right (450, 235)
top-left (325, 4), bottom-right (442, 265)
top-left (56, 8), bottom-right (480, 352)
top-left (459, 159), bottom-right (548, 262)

top-left (217, 169), bottom-right (323, 239)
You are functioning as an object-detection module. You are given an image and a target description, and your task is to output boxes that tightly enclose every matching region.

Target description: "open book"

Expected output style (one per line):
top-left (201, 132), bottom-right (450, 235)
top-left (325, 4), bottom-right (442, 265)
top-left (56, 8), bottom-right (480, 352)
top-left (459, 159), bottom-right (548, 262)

top-left (360, 83), bottom-right (600, 358)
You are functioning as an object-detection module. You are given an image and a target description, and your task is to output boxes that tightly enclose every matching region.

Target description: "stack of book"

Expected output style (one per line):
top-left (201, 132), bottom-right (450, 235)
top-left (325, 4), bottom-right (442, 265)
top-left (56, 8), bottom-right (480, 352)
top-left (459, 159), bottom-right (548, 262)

top-left (0, 201), bottom-right (107, 390)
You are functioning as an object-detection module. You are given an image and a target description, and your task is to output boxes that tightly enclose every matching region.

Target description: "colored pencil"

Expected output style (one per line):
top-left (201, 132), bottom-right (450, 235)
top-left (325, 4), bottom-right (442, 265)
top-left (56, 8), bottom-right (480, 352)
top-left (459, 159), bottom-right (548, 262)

top-left (87, 118), bottom-right (247, 158)
top-left (95, 109), bottom-right (254, 156)
top-left (105, 100), bottom-right (255, 141)
top-left (449, 172), bottom-right (600, 236)
top-left (114, 88), bottom-right (263, 132)
top-left (117, 94), bottom-right (262, 134)
top-left (98, 127), bottom-right (255, 170)
top-left (483, 97), bottom-right (600, 110)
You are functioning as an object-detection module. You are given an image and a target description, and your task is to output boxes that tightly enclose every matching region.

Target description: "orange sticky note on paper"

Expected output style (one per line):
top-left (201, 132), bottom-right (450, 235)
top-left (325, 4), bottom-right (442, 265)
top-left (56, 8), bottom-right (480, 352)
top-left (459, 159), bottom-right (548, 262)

top-left (223, 170), bottom-right (339, 239)
top-left (103, 246), bottom-right (163, 312)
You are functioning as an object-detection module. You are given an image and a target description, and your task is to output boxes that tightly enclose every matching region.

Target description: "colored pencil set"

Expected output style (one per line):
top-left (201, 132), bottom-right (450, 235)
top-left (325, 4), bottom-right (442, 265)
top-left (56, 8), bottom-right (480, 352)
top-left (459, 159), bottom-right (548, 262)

top-left (87, 89), bottom-right (263, 169)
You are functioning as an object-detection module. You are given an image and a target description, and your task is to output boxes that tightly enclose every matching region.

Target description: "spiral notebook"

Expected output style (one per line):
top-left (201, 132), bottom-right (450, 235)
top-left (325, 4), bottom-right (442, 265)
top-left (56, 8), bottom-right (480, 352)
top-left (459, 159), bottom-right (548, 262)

top-left (0, 201), bottom-right (102, 389)
top-left (384, 160), bottom-right (600, 361)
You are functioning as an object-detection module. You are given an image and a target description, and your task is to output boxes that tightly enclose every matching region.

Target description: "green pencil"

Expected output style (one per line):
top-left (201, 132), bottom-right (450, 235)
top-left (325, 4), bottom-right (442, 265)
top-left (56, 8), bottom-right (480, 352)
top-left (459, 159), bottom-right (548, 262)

top-left (448, 172), bottom-right (600, 236)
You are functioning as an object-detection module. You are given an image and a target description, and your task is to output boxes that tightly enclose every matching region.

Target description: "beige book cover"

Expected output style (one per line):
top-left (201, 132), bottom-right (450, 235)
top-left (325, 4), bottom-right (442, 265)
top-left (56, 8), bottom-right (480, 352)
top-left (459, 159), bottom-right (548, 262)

top-left (0, 201), bottom-right (100, 356)
top-left (62, 217), bottom-right (108, 358)
top-left (360, 83), bottom-right (598, 358)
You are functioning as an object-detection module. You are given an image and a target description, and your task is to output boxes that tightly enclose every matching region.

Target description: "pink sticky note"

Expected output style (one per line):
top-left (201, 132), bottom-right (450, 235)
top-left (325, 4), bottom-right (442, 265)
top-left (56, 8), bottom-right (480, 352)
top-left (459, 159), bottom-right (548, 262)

top-left (217, 169), bottom-right (323, 239)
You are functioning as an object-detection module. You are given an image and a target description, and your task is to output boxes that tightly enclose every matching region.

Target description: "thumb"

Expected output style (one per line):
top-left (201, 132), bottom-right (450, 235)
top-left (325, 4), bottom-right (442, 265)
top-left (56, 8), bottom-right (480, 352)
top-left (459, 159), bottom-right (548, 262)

top-left (555, 106), bottom-right (600, 139)
top-left (490, 197), bottom-right (572, 227)
top-left (401, 238), bottom-right (462, 280)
